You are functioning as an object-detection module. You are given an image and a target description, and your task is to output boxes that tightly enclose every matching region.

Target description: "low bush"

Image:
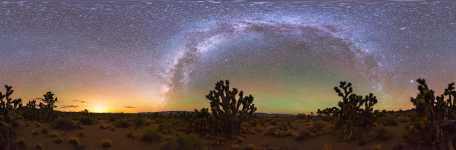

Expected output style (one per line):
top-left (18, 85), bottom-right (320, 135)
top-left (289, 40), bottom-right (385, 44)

top-left (15, 137), bottom-right (25, 147)
top-left (132, 117), bottom-right (146, 128)
top-left (141, 128), bottom-right (162, 143)
top-left (67, 136), bottom-right (81, 147)
top-left (34, 143), bottom-right (43, 150)
top-left (79, 116), bottom-right (96, 125)
top-left (160, 134), bottom-right (206, 150)
top-left (112, 119), bottom-right (130, 128)
top-left (53, 136), bottom-right (63, 144)
top-left (101, 139), bottom-right (112, 148)
top-left (295, 128), bottom-right (317, 141)
top-left (51, 117), bottom-right (80, 130)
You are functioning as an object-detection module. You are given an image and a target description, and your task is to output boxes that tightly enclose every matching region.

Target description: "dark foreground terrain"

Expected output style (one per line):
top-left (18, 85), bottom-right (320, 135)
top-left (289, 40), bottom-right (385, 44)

top-left (10, 111), bottom-right (412, 150)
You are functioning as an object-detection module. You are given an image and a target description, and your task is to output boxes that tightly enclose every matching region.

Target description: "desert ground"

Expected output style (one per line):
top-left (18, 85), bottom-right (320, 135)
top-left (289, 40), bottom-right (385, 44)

top-left (10, 111), bottom-right (412, 150)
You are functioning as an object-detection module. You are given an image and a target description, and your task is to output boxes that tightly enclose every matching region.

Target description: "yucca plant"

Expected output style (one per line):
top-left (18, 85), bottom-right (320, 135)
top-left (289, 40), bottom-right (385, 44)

top-left (203, 80), bottom-right (257, 137)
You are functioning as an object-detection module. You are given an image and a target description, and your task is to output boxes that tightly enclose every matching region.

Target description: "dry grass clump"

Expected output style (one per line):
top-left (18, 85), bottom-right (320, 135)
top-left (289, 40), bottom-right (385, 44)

top-left (240, 144), bottom-right (256, 150)
top-left (160, 134), bottom-right (206, 150)
top-left (48, 131), bottom-right (59, 138)
top-left (40, 128), bottom-right (48, 135)
top-left (126, 131), bottom-right (136, 139)
top-left (51, 117), bottom-right (80, 130)
top-left (77, 132), bottom-right (85, 137)
top-left (141, 128), bottom-right (163, 143)
top-left (67, 136), bottom-right (81, 147)
top-left (357, 126), bottom-right (393, 145)
top-left (99, 123), bottom-right (110, 130)
top-left (34, 143), bottom-right (43, 150)
top-left (31, 129), bottom-right (39, 136)
top-left (295, 128), bottom-right (317, 141)
top-left (112, 119), bottom-right (130, 128)
top-left (15, 137), bottom-right (26, 148)
top-left (101, 139), bottom-right (113, 148)
top-left (53, 136), bottom-right (64, 144)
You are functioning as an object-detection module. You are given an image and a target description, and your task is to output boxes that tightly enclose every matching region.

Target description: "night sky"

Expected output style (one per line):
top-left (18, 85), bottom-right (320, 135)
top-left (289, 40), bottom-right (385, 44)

top-left (1, 0), bottom-right (455, 113)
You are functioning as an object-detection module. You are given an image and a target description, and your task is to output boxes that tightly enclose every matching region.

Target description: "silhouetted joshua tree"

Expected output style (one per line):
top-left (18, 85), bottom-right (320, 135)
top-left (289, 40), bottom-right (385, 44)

top-left (0, 85), bottom-right (22, 122)
top-left (0, 85), bottom-right (21, 150)
top-left (206, 80), bottom-right (257, 136)
top-left (410, 79), bottom-right (456, 149)
top-left (23, 99), bottom-right (39, 120)
top-left (39, 91), bottom-right (58, 121)
top-left (318, 81), bottom-right (378, 140)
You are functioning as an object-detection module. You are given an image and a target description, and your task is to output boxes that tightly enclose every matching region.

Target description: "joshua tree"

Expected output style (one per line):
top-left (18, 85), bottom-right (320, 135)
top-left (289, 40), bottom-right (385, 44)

top-left (410, 79), bottom-right (456, 149)
top-left (318, 81), bottom-right (378, 140)
top-left (206, 80), bottom-right (257, 136)
top-left (0, 85), bottom-right (22, 122)
top-left (40, 91), bottom-right (58, 120)
top-left (23, 99), bottom-right (39, 120)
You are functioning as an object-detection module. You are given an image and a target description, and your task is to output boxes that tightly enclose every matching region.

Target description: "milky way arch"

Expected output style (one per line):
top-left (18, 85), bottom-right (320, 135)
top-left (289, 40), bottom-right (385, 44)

top-left (160, 19), bottom-right (386, 103)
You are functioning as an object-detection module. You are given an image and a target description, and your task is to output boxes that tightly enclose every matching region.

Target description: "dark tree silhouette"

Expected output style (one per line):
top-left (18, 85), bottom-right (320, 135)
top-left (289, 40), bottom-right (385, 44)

top-left (40, 91), bottom-right (58, 120)
top-left (318, 81), bottom-right (378, 140)
top-left (0, 85), bottom-right (22, 122)
top-left (205, 80), bottom-right (257, 136)
top-left (409, 79), bottom-right (456, 149)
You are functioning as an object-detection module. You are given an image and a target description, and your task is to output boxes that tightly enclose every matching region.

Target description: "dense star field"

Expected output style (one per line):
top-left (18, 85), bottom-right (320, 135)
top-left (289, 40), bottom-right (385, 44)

top-left (0, 0), bottom-right (455, 113)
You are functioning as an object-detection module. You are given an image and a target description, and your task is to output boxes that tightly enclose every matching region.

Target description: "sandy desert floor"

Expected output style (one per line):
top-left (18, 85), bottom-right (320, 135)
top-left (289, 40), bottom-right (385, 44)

top-left (10, 111), bottom-right (414, 150)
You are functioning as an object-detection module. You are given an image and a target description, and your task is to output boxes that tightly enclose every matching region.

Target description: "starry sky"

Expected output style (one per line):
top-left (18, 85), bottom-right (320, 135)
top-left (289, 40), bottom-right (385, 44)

top-left (1, 0), bottom-right (456, 113)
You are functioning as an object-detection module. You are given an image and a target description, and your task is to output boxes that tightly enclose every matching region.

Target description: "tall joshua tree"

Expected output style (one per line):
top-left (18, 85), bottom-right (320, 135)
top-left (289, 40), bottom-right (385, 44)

top-left (322, 81), bottom-right (378, 140)
top-left (40, 91), bottom-right (58, 120)
top-left (0, 85), bottom-right (22, 122)
top-left (410, 79), bottom-right (456, 149)
top-left (206, 80), bottom-right (257, 136)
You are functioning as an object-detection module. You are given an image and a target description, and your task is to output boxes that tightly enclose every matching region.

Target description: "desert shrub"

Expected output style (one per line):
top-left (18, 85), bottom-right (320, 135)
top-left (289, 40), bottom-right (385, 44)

top-left (48, 131), bottom-right (59, 138)
top-left (101, 139), bottom-right (112, 148)
top-left (126, 131), bottom-right (136, 139)
top-left (77, 132), bottom-right (85, 137)
top-left (51, 117), bottom-right (80, 130)
top-left (374, 127), bottom-right (393, 141)
top-left (296, 113), bottom-right (308, 120)
top-left (141, 128), bottom-right (162, 143)
top-left (79, 109), bottom-right (96, 125)
top-left (295, 128), bottom-right (317, 141)
top-left (99, 124), bottom-right (111, 130)
top-left (79, 116), bottom-right (96, 125)
top-left (67, 136), bottom-right (81, 148)
top-left (112, 119), bottom-right (130, 128)
top-left (40, 128), bottom-right (48, 135)
top-left (31, 129), bottom-right (39, 136)
top-left (160, 134), bottom-right (206, 150)
top-left (380, 115), bottom-right (399, 126)
top-left (34, 143), bottom-right (43, 150)
top-left (15, 137), bottom-right (25, 147)
top-left (132, 117), bottom-right (146, 128)
top-left (264, 126), bottom-right (294, 137)
top-left (53, 136), bottom-right (63, 144)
